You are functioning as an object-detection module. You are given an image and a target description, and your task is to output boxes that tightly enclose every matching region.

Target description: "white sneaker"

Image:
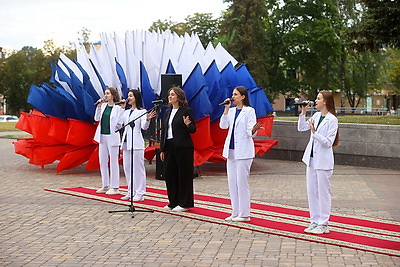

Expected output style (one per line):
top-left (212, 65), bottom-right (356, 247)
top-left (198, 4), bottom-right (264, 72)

top-left (105, 188), bottom-right (120, 195)
top-left (172, 205), bottom-right (190, 212)
top-left (232, 217), bottom-right (251, 222)
top-left (304, 222), bottom-right (318, 233)
top-left (163, 205), bottom-right (172, 210)
top-left (132, 196), bottom-right (144, 202)
top-left (96, 187), bottom-right (108, 194)
top-left (120, 195), bottom-right (131, 200)
top-left (309, 225), bottom-right (330, 235)
top-left (225, 215), bottom-right (235, 221)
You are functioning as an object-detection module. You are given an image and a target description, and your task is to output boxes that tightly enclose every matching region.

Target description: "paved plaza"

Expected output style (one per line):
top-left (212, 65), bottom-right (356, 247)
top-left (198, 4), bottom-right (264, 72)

top-left (0, 137), bottom-right (399, 266)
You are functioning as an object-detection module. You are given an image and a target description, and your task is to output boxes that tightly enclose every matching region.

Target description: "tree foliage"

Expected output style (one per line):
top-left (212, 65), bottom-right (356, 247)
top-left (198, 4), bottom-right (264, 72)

top-left (77, 27), bottom-right (92, 53)
top-left (386, 48), bottom-right (400, 94)
top-left (0, 47), bottom-right (45, 113)
top-left (2, 4), bottom-right (399, 115)
top-left (334, 0), bottom-right (394, 108)
top-left (219, 0), bottom-right (394, 107)
top-left (0, 41), bottom-right (74, 114)
top-left (219, 0), bottom-right (270, 96)
top-left (268, 0), bottom-right (342, 100)
top-left (149, 13), bottom-right (220, 47)
top-left (149, 18), bottom-right (186, 35)
top-left (350, 0), bottom-right (400, 51)
top-left (185, 13), bottom-right (221, 45)
top-left (342, 50), bottom-right (387, 108)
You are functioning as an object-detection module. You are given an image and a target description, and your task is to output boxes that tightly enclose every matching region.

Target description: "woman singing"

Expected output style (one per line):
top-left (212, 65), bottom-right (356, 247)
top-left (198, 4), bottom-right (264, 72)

top-left (220, 86), bottom-right (263, 222)
top-left (120, 89), bottom-right (156, 201)
top-left (298, 91), bottom-right (339, 235)
top-left (94, 87), bottom-right (124, 195)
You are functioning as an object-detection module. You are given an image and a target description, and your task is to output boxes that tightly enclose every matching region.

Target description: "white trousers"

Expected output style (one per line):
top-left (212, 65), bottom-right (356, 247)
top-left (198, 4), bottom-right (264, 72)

top-left (226, 149), bottom-right (253, 218)
top-left (122, 149), bottom-right (146, 198)
top-left (306, 157), bottom-right (333, 226)
top-left (98, 134), bottom-right (120, 189)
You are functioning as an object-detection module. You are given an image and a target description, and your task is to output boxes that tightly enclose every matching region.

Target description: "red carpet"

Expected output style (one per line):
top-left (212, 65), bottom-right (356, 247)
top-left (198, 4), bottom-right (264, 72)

top-left (45, 186), bottom-right (400, 257)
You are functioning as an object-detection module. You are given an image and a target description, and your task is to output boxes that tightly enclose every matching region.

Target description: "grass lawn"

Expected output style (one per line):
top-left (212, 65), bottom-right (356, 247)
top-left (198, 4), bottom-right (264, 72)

top-left (0, 122), bottom-right (20, 131)
top-left (0, 122), bottom-right (31, 138)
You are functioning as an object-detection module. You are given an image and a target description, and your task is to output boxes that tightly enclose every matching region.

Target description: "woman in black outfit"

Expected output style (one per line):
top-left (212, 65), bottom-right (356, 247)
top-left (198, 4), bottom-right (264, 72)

top-left (160, 86), bottom-right (196, 212)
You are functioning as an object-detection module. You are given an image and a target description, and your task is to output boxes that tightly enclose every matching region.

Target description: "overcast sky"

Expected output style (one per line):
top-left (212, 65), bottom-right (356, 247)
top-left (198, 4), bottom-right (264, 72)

top-left (0, 0), bottom-right (228, 51)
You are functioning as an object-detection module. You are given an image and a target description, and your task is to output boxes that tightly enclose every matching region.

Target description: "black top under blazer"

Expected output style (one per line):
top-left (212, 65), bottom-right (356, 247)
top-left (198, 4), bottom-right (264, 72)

top-left (160, 107), bottom-right (196, 151)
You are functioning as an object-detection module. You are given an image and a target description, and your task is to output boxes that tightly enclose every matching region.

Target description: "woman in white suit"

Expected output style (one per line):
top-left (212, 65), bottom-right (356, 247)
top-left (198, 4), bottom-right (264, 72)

top-left (120, 89), bottom-right (156, 201)
top-left (94, 87), bottom-right (124, 195)
top-left (219, 86), bottom-right (263, 222)
top-left (298, 91), bottom-right (339, 235)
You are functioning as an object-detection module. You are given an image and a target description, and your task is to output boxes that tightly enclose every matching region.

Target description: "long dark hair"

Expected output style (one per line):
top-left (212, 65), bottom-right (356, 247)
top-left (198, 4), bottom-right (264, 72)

top-left (235, 86), bottom-right (251, 107)
top-left (129, 89), bottom-right (143, 109)
top-left (320, 90), bottom-right (340, 147)
top-left (168, 86), bottom-right (188, 108)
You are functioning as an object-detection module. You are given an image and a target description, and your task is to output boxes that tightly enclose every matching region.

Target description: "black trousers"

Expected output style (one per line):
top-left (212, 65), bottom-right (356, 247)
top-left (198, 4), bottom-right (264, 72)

top-left (163, 139), bottom-right (194, 208)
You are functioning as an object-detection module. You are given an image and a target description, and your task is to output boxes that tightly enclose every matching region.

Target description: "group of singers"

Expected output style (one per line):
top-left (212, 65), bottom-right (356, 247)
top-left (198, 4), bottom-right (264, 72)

top-left (93, 85), bottom-right (339, 235)
top-left (94, 87), bottom-right (156, 202)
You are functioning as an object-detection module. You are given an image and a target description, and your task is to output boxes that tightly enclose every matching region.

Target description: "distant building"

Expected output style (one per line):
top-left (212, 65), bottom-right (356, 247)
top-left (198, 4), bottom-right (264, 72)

top-left (272, 87), bottom-right (399, 115)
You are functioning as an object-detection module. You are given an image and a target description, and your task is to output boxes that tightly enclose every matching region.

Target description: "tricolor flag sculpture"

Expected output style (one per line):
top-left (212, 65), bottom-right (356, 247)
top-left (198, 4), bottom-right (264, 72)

top-left (14, 30), bottom-right (276, 172)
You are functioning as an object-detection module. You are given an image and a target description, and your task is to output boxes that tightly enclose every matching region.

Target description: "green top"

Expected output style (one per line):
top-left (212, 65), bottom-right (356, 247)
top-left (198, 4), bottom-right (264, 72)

top-left (310, 116), bottom-right (325, 158)
top-left (317, 115), bottom-right (326, 128)
top-left (100, 105), bottom-right (113, 135)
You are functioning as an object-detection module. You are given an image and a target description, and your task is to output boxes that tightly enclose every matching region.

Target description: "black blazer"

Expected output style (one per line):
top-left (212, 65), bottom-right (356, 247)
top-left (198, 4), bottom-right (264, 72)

top-left (160, 107), bottom-right (196, 152)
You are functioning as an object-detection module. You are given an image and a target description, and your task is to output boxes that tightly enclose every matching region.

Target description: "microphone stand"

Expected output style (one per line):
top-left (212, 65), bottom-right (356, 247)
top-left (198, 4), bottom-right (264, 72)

top-left (153, 102), bottom-right (164, 180)
top-left (109, 107), bottom-right (155, 218)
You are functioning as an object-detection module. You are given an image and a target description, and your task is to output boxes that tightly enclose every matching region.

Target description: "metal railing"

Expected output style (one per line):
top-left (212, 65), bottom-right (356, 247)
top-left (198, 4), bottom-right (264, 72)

top-left (276, 107), bottom-right (398, 116)
top-left (336, 107), bottom-right (396, 115)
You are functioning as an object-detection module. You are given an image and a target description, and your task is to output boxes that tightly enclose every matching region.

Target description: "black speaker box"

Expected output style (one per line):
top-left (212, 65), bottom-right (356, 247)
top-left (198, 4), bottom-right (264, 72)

top-left (160, 74), bottom-right (182, 102)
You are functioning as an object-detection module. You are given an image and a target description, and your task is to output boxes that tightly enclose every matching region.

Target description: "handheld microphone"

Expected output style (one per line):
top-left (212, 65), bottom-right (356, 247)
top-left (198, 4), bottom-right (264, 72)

top-left (115, 101), bottom-right (125, 105)
top-left (218, 98), bottom-right (233, 106)
top-left (152, 99), bottom-right (164, 105)
top-left (294, 101), bottom-right (314, 107)
top-left (93, 98), bottom-right (106, 106)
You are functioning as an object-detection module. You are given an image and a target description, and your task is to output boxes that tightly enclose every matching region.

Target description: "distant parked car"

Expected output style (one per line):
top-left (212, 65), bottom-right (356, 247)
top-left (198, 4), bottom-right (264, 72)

top-left (0, 115), bottom-right (19, 122)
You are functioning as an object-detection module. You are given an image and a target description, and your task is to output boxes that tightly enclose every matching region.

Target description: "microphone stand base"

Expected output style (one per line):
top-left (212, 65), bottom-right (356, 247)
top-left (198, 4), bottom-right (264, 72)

top-left (109, 203), bottom-right (154, 218)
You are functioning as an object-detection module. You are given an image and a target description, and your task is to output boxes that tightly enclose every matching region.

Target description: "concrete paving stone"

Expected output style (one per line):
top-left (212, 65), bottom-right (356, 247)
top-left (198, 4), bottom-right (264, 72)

top-left (1, 138), bottom-right (400, 266)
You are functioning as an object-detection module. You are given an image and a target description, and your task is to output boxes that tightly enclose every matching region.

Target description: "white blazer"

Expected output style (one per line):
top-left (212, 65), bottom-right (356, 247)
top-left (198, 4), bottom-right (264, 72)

top-left (120, 108), bottom-right (150, 150)
top-left (220, 106), bottom-right (257, 160)
top-left (298, 112), bottom-right (338, 170)
top-left (93, 103), bottom-right (124, 146)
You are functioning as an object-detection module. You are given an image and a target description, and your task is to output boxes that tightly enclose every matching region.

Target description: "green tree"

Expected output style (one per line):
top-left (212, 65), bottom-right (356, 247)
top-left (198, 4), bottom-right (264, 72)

top-left (386, 48), bottom-right (400, 94)
top-left (185, 13), bottom-right (221, 46)
top-left (350, 0), bottom-right (400, 51)
top-left (43, 39), bottom-right (75, 59)
top-left (0, 41), bottom-right (75, 114)
top-left (149, 13), bottom-right (220, 47)
top-left (219, 0), bottom-right (270, 96)
top-left (149, 18), bottom-right (186, 35)
top-left (0, 47), bottom-right (46, 113)
top-left (343, 50), bottom-right (386, 110)
top-left (334, 0), bottom-right (390, 109)
top-left (264, 0), bottom-right (342, 100)
top-left (77, 27), bottom-right (92, 53)
top-left (335, 0), bottom-right (363, 110)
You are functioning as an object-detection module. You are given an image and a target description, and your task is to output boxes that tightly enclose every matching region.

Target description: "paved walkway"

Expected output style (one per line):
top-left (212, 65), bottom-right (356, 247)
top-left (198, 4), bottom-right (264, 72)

top-left (0, 130), bottom-right (26, 136)
top-left (0, 137), bottom-right (399, 266)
